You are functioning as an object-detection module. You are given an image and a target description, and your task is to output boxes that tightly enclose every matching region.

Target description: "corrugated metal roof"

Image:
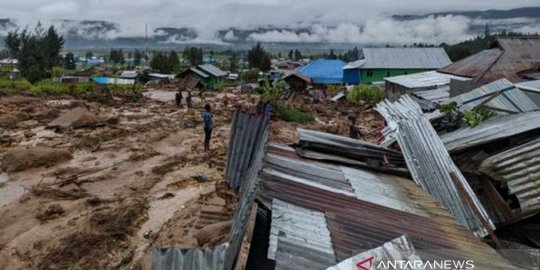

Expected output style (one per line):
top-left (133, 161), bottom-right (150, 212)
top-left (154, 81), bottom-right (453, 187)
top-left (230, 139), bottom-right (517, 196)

top-left (441, 111), bottom-right (540, 153)
top-left (294, 128), bottom-right (407, 175)
top-left (120, 70), bottom-right (139, 79)
top-left (412, 87), bottom-right (450, 103)
top-left (385, 71), bottom-right (470, 89)
top-left (296, 59), bottom-right (346, 84)
top-left (480, 137), bottom-right (540, 215)
top-left (153, 110), bottom-right (270, 270)
top-left (439, 38), bottom-right (540, 83)
top-left (197, 64), bottom-right (227, 77)
top-left (357, 48), bottom-right (451, 69)
top-left (328, 236), bottom-right (421, 270)
top-left (257, 143), bottom-right (519, 270)
top-left (438, 49), bottom-right (502, 79)
top-left (152, 244), bottom-right (228, 270)
top-left (269, 199), bottom-right (336, 270)
top-left (376, 95), bottom-right (495, 237)
top-left (343, 59), bottom-right (366, 70)
top-left (516, 80), bottom-right (540, 90)
top-left (190, 67), bottom-right (209, 78)
top-left (446, 78), bottom-right (540, 113)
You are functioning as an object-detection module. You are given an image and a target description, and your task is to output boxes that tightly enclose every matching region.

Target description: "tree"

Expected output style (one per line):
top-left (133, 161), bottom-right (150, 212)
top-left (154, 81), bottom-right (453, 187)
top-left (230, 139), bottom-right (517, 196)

top-left (42, 26), bottom-right (64, 69)
top-left (229, 52), bottom-right (238, 73)
top-left (247, 42), bottom-right (272, 71)
top-left (328, 49), bottom-right (337, 59)
top-left (4, 30), bottom-right (22, 58)
top-left (294, 49), bottom-right (302, 61)
top-left (446, 45), bottom-right (472, 62)
top-left (168, 50), bottom-right (180, 73)
top-left (182, 47), bottom-right (203, 66)
top-left (64, 52), bottom-right (76, 70)
top-left (150, 52), bottom-right (166, 72)
top-left (134, 49), bottom-right (143, 66)
top-left (5, 24), bottom-right (64, 83)
top-left (109, 49), bottom-right (125, 65)
top-left (288, 50), bottom-right (294, 60)
top-left (86, 51), bottom-right (93, 60)
top-left (484, 23), bottom-right (491, 38)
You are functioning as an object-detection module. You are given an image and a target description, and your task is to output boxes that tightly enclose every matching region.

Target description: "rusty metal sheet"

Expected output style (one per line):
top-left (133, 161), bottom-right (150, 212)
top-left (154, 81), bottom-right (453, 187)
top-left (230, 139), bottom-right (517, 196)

top-left (438, 38), bottom-right (540, 83)
top-left (376, 95), bottom-right (495, 237)
top-left (257, 143), bottom-right (519, 269)
top-left (480, 137), bottom-right (540, 215)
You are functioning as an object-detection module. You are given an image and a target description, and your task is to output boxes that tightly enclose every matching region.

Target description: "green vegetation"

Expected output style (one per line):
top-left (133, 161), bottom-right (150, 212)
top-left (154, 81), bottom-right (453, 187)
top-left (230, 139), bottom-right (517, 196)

top-left (5, 23), bottom-right (64, 83)
top-left (463, 107), bottom-right (495, 127)
top-left (276, 105), bottom-right (314, 124)
top-left (346, 84), bottom-right (385, 105)
top-left (247, 42), bottom-right (272, 72)
top-left (150, 51), bottom-right (180, 73)
top-left (109, 48), bottom-right (125, 65)
top-left (442, 27), bottom-right (539, 61)
top-left (182, 47), bottom-right (203, 66)
top-left (439, 101), bottom-right (458, 113)
top-left (240, 68), bottom-right (260, 82)
top-left (0, 78), bottom-right (136, 96)
top-left (261, 77), bottom-right (285, 105)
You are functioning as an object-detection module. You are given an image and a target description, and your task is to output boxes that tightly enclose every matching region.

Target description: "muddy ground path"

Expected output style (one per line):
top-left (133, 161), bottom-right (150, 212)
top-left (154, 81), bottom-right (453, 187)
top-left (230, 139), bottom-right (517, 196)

top-left (0, 88), bottom-right (382, 269)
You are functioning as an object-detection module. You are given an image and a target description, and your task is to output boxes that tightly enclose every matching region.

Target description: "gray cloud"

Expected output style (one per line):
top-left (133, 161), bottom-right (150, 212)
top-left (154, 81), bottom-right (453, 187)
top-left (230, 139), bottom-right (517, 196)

top-left (0, 1), bottom-right (538, 44)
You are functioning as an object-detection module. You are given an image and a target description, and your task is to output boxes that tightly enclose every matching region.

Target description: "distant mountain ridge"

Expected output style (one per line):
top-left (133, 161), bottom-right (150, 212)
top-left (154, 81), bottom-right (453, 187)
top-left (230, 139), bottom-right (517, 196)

top-left (392, 7), bottom-right (540, 20)
top-left (0, 7), bottom-right (538, 50)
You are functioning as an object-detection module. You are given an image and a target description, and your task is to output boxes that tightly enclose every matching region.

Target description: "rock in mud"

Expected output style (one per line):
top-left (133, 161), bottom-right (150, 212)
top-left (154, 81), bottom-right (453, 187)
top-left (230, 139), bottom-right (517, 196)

top-left (36, 204), bottom-right (65, 221)
top-left (47, 107), bottom-right (98, 131)
top-left (0, 147), bottom-right (73, 172)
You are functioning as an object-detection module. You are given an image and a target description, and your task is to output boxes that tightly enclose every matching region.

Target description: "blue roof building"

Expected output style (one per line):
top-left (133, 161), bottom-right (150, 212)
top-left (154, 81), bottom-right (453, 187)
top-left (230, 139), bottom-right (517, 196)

top-left (296, 59), bottom-right (346, 84)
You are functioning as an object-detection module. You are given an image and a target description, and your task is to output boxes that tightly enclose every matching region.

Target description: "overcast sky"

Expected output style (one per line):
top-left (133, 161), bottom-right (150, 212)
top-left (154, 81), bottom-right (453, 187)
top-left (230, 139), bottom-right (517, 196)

top-left (0, 1), bottom-right (539, 44)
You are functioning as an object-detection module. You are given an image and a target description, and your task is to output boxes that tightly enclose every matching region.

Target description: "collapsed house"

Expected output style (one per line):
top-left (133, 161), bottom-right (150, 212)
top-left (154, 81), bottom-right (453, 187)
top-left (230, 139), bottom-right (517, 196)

top-left (384, 70), bottom-right (471, 103)
top-left (177, 64), bottom-right (228, 90)
top-left (438, 38), bottom-right (540, 85)
top-left (152, 84), bottom-right (540, 269)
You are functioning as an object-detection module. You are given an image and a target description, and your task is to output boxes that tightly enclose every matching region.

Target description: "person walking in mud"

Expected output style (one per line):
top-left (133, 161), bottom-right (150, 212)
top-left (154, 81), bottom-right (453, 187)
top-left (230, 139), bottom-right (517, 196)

top-left (175, 89), bottom-right (183, 108)
top-left (186, 90), bottom-right (193, 110)
top-left (199, 89), bottom-right (206, 102)
top-left (202, 104), bottom-right (213, 151)
top-left (349, 116), bottom-right (362, 140)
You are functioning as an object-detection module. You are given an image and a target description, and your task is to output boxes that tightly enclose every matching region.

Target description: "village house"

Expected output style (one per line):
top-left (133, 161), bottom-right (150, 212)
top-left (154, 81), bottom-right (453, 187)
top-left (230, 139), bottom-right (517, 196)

top-left (177, 64), bottom-right (227, 90)
top-left (296, 59), bottom-right (346, 85)
top-left (283, 72), bottom-right (313, 92)
top-left (384, 71), bottom-right (471, 102)
top-left (343, 48), bottom-right (452, 85)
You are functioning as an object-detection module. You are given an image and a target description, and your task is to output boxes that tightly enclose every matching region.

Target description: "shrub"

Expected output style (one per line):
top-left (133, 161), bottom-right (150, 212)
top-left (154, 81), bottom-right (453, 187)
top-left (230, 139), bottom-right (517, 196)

top-left (463, 107), bottom-right (495, 127)
top-left (346, 84), bottom-right (384, 105)
top-left (277, 105), bottom-right (314, 124)
top-left (0, 78), bottom-right (33, 91)
top-left (240, 68), bottom-right (260, 82)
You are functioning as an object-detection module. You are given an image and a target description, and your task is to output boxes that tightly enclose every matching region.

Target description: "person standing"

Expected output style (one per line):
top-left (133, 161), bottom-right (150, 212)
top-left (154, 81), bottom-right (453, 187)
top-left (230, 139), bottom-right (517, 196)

top-left (175, 89), bottom-right (183, 108)
top-left (186, 90), bottom-right (193, 110)
top-left (263, 101), bottom-right (273, 119)
top-left (349, 116), bottom-right (362, 139)
top-left (202, 104), bottom-right (213, 151)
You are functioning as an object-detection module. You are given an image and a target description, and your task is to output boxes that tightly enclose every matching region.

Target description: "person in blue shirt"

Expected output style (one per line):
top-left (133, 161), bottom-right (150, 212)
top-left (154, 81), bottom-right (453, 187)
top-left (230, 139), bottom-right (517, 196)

top-left (202, 104), bottom-right (213, 151)
top-left (263, 101), bottom-right (273, 119)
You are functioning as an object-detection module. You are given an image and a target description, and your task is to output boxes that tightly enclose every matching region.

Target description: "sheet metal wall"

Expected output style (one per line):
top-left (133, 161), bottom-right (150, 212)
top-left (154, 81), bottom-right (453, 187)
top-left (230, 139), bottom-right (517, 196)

top-left (153, 110), bottom-right (269, 270)
top-left (376, 95), bottom-right (494, 237)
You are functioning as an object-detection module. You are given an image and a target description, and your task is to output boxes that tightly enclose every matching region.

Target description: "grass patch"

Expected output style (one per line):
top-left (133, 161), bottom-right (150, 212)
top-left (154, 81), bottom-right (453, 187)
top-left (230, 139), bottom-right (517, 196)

top-left (0, 77), bottom-right (139, 96)
top-left (277, 105), bottom-right (314, 124)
